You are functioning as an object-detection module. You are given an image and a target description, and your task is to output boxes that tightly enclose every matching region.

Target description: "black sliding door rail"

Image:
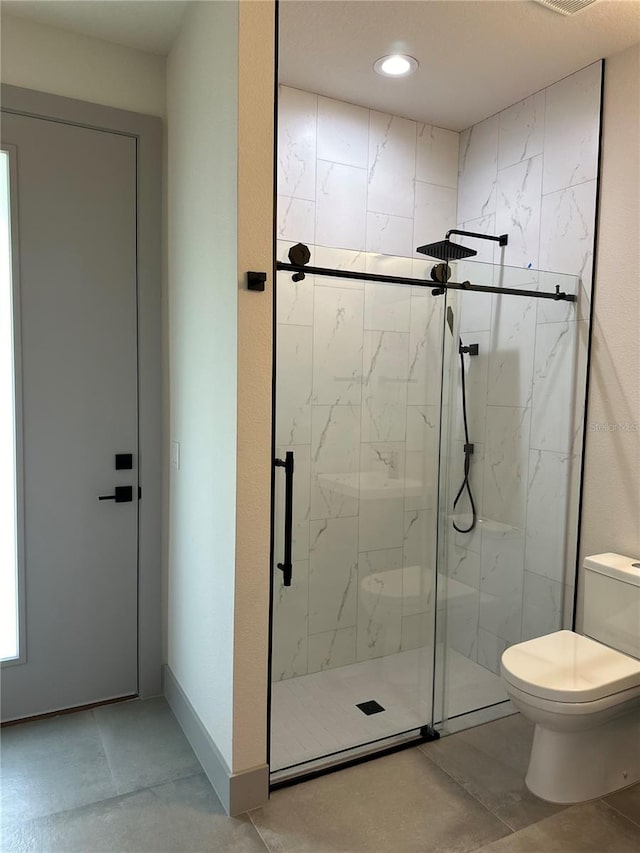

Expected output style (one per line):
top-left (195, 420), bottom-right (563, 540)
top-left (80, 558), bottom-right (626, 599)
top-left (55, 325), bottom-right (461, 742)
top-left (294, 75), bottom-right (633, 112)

top-left (276, 262), bottom-right (576, 303)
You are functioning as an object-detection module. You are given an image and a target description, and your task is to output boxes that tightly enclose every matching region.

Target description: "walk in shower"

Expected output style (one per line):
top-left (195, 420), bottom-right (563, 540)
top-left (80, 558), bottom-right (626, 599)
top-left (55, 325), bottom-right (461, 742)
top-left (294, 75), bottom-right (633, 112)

top-left (270, 240), bottom-right (583, 783)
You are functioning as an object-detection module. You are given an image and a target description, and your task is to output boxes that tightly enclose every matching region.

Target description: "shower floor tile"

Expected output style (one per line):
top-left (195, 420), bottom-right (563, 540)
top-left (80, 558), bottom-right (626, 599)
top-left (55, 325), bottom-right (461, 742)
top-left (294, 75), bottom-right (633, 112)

top-left (270, 647), bottom-right (507, 772)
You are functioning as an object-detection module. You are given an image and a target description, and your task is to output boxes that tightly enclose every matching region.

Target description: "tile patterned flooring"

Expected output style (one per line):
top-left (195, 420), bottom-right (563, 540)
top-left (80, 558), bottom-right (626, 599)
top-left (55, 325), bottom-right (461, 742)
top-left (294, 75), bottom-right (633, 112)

top-left (1, 696), bottom-right (639, 852)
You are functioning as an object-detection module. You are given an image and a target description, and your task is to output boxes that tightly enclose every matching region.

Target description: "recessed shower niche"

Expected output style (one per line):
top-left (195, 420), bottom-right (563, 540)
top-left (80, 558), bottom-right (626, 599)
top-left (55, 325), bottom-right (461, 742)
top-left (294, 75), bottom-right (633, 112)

top-left (270, 60), bottom-right (602, 783)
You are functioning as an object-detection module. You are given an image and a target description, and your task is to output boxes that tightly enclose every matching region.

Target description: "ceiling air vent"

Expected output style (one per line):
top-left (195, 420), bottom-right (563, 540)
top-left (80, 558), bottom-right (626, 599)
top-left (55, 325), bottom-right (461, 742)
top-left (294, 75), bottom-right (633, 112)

top-left (534, 0), bottom-right (598, 15)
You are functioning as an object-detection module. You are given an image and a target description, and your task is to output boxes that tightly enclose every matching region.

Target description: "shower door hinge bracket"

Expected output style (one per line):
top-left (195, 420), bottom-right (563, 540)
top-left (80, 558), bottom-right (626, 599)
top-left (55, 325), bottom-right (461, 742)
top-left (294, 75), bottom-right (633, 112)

top-left (246, 271), bottom-right (267, 291)
top-left (419, 725), bottom-right (441, 742)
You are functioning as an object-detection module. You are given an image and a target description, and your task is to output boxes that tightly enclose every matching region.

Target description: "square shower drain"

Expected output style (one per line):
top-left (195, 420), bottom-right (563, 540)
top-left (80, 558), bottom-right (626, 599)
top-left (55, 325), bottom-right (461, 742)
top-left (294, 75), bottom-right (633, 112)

top-left (356, 700), bottom-right (385, 716)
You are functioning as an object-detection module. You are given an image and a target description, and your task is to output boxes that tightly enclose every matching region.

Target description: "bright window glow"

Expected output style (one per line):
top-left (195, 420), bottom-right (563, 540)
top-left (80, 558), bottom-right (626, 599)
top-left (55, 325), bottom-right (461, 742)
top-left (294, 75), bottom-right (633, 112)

top-left (374, 54), bottom-right (418, 77)
top-left (0, 149), bottom-right (19, 662)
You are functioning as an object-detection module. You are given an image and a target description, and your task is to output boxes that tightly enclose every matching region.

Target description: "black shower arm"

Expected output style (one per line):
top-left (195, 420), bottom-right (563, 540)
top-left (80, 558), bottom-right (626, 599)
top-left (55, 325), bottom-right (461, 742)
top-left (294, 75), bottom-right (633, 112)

top-left (446, 229), bottom-right (509, 247)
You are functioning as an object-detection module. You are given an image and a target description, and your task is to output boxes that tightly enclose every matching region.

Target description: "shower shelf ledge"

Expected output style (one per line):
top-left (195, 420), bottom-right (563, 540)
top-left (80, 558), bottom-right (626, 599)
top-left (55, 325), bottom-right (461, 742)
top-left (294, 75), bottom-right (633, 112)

top-left (449, 515), bottom-right (522, 537)
top-left (317, 471), bottom-right (427, 500)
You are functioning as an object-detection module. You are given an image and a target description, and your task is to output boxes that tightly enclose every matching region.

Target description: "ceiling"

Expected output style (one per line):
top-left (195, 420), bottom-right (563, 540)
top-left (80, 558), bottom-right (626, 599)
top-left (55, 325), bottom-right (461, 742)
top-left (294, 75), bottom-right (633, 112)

top-left (1, 0), bottom-right (188, 55)
top-left (279, 0), bottom-right (640, 130)
top-left (1, 0), bottom-right (639, 128)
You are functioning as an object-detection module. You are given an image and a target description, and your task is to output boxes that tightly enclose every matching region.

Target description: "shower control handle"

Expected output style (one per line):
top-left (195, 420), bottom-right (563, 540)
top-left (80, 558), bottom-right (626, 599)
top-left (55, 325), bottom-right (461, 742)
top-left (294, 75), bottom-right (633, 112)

top-left (275, 452), bottom-right (294, 586)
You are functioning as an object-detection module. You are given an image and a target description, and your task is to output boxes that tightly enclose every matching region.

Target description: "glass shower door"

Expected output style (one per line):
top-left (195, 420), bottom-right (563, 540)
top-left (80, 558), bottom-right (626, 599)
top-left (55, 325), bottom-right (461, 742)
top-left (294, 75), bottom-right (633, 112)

top-left (270, 244), bottom-right (442, 779)
top-left (434, 261), bottom-right (581, 731)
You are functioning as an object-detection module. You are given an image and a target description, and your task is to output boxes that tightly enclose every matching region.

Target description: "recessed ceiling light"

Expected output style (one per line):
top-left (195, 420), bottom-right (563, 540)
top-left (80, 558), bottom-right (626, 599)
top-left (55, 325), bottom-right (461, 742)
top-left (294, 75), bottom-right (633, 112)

top-left (534, 0), bottom-right (598, 14)
top-left (373, 54), bottom-right (418, 78)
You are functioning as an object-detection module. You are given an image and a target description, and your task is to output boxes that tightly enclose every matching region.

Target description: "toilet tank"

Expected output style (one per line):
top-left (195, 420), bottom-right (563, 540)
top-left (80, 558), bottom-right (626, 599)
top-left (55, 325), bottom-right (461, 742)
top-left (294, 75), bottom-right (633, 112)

top-left (583, 553), bottom-right (640, 660)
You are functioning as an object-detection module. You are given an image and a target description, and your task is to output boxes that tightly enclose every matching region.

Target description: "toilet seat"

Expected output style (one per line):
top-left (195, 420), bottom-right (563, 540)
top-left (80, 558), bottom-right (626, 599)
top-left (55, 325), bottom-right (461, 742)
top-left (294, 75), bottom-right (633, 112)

top-left (503, 676), bottom-right (640, 722)
top-left (501, 630), bottom-right (640, 703)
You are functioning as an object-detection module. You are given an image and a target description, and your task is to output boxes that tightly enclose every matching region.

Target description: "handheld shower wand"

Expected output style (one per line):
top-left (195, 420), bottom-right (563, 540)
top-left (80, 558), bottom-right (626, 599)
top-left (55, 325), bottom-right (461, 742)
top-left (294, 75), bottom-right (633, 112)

top-left (452, 338), bottom-right (478, 534)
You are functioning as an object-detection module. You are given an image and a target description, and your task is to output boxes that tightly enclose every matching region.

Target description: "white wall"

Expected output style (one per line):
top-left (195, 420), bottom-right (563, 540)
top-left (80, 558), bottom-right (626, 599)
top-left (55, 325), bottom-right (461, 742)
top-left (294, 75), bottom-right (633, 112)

top-left (277, 86), bottom-right (459, 258)
top-left (166, 0), bottom-right (274, 781)
top-left (0, 14), bottom-right (166, 117)
top-left (580, 43), bottom-right (640, 594)
top-left (166, 0), bottom-right (239, 769)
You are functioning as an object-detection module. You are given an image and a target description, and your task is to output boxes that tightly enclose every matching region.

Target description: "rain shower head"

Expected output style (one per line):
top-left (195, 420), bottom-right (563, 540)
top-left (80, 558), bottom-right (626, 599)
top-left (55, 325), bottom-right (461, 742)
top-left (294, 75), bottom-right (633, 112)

top-left (416, 229), bottom-right (508, 262)
top-left (416, 239), bottom-right (477, 262)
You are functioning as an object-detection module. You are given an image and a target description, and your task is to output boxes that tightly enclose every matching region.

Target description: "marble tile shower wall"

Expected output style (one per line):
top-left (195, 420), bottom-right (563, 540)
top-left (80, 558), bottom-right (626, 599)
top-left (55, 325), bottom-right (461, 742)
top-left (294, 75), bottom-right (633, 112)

top-left (446, 62), bottom-right (601, 673)
top-left (272, 86), bottom-right (459, 680)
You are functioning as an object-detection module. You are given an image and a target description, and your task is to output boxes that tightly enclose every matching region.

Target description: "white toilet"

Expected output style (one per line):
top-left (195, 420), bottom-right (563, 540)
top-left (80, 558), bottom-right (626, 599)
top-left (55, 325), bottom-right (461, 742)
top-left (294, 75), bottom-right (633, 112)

top-left (501, 553), bottom-right (640, 804)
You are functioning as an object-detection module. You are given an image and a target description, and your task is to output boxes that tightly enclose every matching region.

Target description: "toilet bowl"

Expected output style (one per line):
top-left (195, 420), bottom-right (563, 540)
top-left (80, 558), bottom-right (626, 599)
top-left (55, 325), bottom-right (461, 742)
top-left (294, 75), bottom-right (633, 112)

top-left (500, 553), bottom-right (640, 804)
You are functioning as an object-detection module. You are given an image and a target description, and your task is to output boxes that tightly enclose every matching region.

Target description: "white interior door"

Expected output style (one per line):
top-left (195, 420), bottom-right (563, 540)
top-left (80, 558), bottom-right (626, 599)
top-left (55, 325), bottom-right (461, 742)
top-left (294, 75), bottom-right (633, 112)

top-left (1, 111), bottom-right (139, 721)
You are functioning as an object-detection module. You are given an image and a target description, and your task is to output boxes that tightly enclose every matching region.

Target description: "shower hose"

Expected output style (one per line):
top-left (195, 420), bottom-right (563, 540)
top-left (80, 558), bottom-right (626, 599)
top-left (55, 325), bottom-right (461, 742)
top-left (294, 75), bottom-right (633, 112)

top-left (452, 339), bottom-right (477, 534)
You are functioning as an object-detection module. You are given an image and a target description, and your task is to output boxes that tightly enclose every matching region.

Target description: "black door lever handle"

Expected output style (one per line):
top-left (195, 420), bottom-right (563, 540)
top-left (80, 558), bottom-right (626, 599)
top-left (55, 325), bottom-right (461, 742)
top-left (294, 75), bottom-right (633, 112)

top-left (98, 485), bottom-right (133, 503)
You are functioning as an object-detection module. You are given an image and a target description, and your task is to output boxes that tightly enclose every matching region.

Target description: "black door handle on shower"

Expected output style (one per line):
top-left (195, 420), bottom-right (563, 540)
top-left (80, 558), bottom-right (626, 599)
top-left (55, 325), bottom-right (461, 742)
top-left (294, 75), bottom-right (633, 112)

top-left (275, 451), bottom-right (294, 586)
